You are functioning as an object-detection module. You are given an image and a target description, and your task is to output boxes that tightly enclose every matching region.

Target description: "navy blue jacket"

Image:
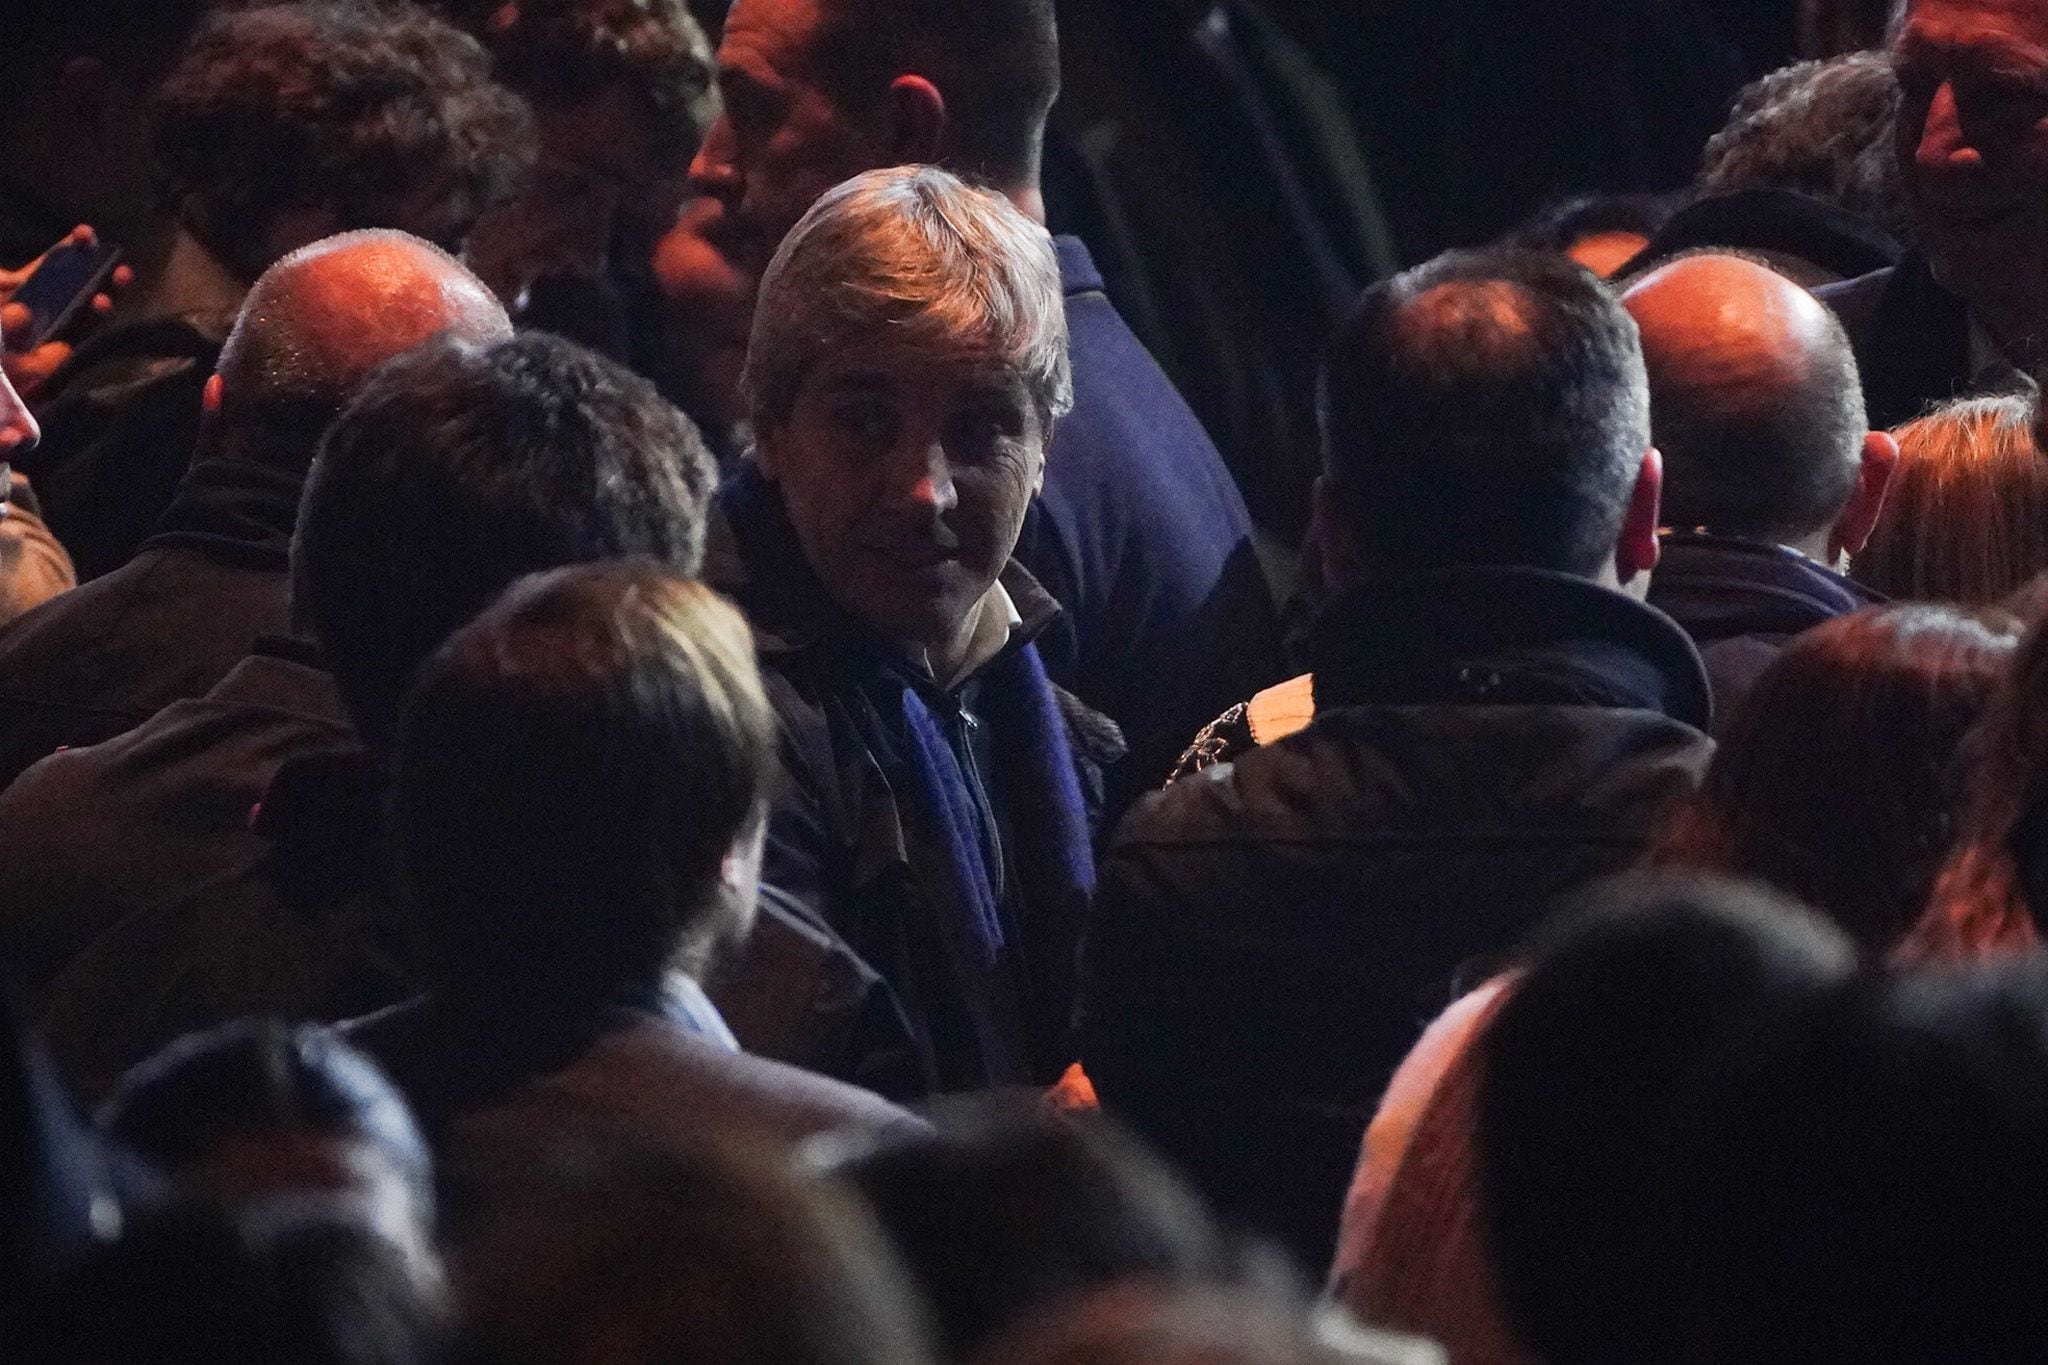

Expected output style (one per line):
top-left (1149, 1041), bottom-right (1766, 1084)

top-left (1016, 237), bottom-right (1280, 813)
top-left (1649, 533), bottom-right (1885, 727)
top-left (1817, 252), bottom-right (1999, 430)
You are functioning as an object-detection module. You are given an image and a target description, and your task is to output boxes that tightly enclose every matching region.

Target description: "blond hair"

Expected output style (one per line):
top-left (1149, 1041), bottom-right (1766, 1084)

top-left (745, 165), bottom-right (1073, 430)
top-left (1855, 394), bottom-right (2048, 605)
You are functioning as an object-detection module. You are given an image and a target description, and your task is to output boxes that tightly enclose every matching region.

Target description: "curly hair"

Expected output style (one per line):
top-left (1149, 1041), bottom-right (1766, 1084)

top-left (435, 0), bottom-right (717, 171)
top-left (1699, 51), bottom-right (1908, 240)
top-left (153, 1), bottom-right (535, 279)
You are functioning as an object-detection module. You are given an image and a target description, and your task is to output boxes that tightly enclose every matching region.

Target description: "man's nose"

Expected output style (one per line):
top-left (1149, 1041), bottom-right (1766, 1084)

top-left (1917, 80), bottom-right (1981, 173)
top-left (688, 114), bottom-right (742, 199)
top-left (900, 442), bottom-right (959, 517)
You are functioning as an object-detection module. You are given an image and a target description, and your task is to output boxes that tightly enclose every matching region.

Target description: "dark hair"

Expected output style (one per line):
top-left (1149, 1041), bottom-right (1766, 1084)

top-left (432, 0), bottom-right (717, 172)
top-left (829, 1104), bottom-right (1273, 1360)
top-left (393, 563), bottom-right (775, 1002)
top-left (1698, 51), bottom-right (1909, 239)
top-left (813, 0), bottom-right (1060, 189)
top-left (24, 1199), bottom-right (446, 1365)
top-left (1659, 958), bottom-right (2048, 1362)
top-left (1319, 248), bottom-right (1650, 577)
top-left (1657, 607), bottom-right (2017, 952)
top-left (292, 331), bottom-right (717, 748)
top-left (98, 1020), bottom-right (431, 1218)
top-left (1643, 267), bottom-right (1868, 542)
top-left (152, 1), bottom-right (535, 279)
top-left (1854, 394), bottom-right (2048, 606)
top-left (1477, 874), bottom-right (1856, 1365)
top-left (444, 1114), bottom-right (934, 1365)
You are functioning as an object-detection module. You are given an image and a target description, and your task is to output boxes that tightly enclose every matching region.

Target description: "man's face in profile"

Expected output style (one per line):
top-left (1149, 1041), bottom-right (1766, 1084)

top-left (688, 0), bottom-right (887, 276)
top-left (1895, 0), bottom-right (2048, 325)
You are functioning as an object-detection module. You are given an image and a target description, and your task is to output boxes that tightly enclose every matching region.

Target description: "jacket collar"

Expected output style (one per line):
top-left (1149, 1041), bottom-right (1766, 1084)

top-left (706, 464), bottom-right (1061, 685)
top-left (1308, 565), bottom-right (1712, 730)
top-left (142, 456), bottom-right (307, 567)
top-left (1054, 234), bottom-right (1103, 298)
top-left (1650, 532), bottom-right (1883, 645)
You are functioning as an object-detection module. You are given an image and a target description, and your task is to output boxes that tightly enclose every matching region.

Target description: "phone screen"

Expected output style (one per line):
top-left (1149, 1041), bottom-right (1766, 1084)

top-left (8, 240), bottom-right (122, 350)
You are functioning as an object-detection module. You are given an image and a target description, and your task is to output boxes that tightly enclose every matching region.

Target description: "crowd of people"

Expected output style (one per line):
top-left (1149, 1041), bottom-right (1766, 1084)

top-left (6, 0), bottom-right (2048, 1360)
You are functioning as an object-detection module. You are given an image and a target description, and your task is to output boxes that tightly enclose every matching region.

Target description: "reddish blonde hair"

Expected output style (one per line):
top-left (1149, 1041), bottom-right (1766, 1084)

top-left (1854, 394), bottom-right (2048, 605)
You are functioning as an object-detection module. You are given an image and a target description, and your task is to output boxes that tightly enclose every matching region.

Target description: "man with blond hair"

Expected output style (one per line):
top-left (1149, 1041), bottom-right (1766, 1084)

top-left (707, 165), bottom-right (1117, 1098)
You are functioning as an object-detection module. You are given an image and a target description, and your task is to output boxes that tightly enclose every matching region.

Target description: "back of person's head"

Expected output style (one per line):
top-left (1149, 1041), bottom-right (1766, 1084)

top-left (152, 1), bottom-right (535, 282)
top-left (431, 0), bottom-right (717, 174)
top-left (1621, 251), bottom-right (1879, 547)
top-left (442, 1110), bottom-right (934, 1365)
top-left (1477, 874), bottom-right (1857, 1365)
top-left (1661, 957), bottom-right (2048, 1362)
top-left (828, 1103), bottom-right (1269, 1360)
top-left (99, 1021), bottom-right (432, 1249)
top-left (1855, 393), bottom-right (2048, 605)
top-left (973, 1284), bottom-right (1439, 1365)
top-left (293, 330), bottom-right (717, 748)
top-left (1317, 248), bottom-right (1653, 581)
top-left (811, 0), bottom-right (1060, 189)
top-left (212, 229), bottom-right (512, 469)
top-left (24, 1198), bottom-right (447, 1365)
top-left (1697, 51), bottom-right (1909, 239)
top-left (393, 563), bottom-right (774, 1006)
top-left (1912, 603), bottom-right (2048, 960)
top-left (1658, 606), bottom-right (2017, 952)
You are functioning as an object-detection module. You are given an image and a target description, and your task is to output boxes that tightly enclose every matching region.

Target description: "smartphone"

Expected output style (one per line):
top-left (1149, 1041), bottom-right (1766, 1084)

top-left (8, 238), bottom-right (122, 350)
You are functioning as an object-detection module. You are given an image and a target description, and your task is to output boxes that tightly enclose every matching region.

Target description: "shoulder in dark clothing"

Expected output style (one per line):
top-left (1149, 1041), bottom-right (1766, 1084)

top-left (1816, 253), bottom-right (2008, 429)
top-left (0, 458), bottom-right (304, 789)
top-left (1649, 532), bottom-right (1886, 727)
top-left (1078, 566), bottom-right (1714, 1269)
top-left (346, 993), bottom-right (925, 1158)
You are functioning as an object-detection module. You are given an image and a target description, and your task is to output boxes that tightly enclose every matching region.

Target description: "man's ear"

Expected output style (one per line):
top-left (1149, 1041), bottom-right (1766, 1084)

top-left (1615, 446), bottom-right (1663, 588)
top-left (1829, 430), bottom-right (1900, 559)
top-left (885, 75), bottom-right (948, 165)
top-left (202, 372), bottom-right (225, 415)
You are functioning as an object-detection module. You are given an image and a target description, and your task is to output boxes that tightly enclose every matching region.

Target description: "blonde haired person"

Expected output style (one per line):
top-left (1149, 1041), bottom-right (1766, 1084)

top-left (1854, 394), bottom-right (2048, 605)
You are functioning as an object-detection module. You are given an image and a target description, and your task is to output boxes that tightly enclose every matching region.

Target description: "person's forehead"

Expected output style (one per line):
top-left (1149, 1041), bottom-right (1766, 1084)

top-left (1901, 0), bottom-right (2048, 71)
top-left (719, 0), bottom-right (834, 81)
top-left (810, 345), bottom-right (1030, 396)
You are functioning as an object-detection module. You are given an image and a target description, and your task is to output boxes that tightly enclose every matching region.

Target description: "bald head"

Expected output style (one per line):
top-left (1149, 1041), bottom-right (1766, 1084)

top-left (1621, 253), bottom-right (1866, 545)
top-left (212, 229), bottom-right (511, 467)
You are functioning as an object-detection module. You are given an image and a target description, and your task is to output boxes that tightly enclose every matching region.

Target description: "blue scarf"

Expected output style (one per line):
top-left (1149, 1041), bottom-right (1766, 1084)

top-left (889, 641), bottom-right (1096, 1065)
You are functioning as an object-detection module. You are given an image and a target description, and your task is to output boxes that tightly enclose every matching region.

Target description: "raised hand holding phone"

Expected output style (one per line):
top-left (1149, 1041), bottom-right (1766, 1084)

top-left (0, 226), bottom-right (133, 401)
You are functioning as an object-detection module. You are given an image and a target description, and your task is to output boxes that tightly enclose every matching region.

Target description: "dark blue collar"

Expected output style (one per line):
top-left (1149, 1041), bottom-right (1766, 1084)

top-left (1309, 565), bottom-right (1713, 730)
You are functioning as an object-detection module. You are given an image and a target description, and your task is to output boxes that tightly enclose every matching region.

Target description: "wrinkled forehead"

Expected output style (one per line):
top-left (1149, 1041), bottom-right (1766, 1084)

top-left (719, 0), bottom-right (836, 78)
top-left (1899, 0), bottom-right (2048, 73)
top-left (803, 339), bottom-right (1036, 400)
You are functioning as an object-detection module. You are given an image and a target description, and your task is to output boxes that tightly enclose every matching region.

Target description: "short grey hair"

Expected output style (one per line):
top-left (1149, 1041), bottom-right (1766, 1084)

top-left (745, 165), bottom-right (1073, 431)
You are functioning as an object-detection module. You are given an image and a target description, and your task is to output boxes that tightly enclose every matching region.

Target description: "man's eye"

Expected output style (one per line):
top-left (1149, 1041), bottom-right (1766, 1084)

top-left (949, 407), bottom-right (1021, 455)
top-left (832, 402), bottom-right (894, 445)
